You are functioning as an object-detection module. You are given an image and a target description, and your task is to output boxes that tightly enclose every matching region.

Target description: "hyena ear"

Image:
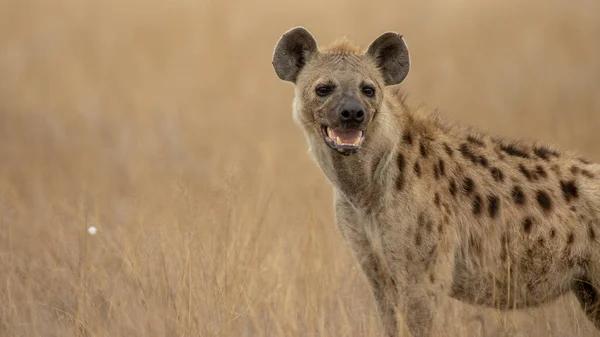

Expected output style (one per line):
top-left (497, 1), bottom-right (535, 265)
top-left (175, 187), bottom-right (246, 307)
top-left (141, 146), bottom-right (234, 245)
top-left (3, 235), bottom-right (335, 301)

top-left (366, 32), bottom-right (410, 86)
top-left (272, 27), bottom-right (318, 83)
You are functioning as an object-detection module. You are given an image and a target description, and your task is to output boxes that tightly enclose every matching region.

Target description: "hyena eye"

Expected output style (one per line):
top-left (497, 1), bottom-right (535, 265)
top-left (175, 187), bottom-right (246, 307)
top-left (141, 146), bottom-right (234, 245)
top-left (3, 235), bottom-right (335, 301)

top-left (315, 84), bottom-right (335, 97)
top-left (361, 85), bottom-right (375, 97)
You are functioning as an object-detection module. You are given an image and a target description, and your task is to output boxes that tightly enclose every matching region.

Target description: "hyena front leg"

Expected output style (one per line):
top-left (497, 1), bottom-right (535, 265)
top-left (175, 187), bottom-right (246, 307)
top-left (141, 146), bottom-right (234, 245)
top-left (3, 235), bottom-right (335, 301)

top-left (343, 230), bottom-right (437, 337)
top-left (341, 226), bottom-right (401, 337)
top-left (396, 284), bottom-right (437, 337)
top-left (335, 199), bottom-right (401, 336)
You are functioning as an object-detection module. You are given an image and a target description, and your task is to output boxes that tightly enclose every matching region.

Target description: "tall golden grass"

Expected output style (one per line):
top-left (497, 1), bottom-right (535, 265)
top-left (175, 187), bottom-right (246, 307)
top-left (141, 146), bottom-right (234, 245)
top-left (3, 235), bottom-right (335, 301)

top-left (1, 0), bottom-right (599, 336)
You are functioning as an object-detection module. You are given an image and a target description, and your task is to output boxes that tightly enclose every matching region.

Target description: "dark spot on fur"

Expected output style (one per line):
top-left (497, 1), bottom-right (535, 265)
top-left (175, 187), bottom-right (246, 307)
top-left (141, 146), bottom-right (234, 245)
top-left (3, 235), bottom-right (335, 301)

top-left (534, 148), bottom-right (550, 161)
top-left (438, 159), bottom-right (446, 177)
top-left (570, 206), bottom-right (577, 212)
top-left (582, 170), bottom-right (595, 178)
top-left (536, 191), bottom-right (552, 212)
top-left (519, 164), bottom-right (532, 181)
top-left (396, 153), bottom-right (406, 190)
top-left (571, 166), bottom-right (581, 175)
top-left (589, 226), bottom-right (596, 241)
top-left (444, 143), bottom-right (454, 157)
top-left (425, 245), bottom-right (437, 265)
top-left (463, 178), bottom-right (475, 195)
top-left (406, 249), bottom-right (413, 261)
top-left (550, 228), bottom-right (556, 239)
top-left (560, 180), bottom-right (579, 202)
top-left (526, 248), bottom-right (533, 257)
top-left (459, 143), bottom-right (478, 164)
top-left (434, 193), bottom-right (440, 207)
top-left (418, 213), bottom-right (425, 227)
top-left (459, 143), bottom-right (469, 155)
top-left (512, 186), bottom-right (525, 205)
top-left (414, 162), bottom-right (421, 177)
top-left (372, 259), bottom-right (380, 274)
top-left (541, 263), bottom-right (550, 274)
top-left (490, 167), bottom-right (504, 182)
top-left (472, 194), bottom-right (482, 215)
top-left (403, 131), bottom-right (413, 145)
top-left (535, 165), bottom-right (547, 178)
top-left (434, 164), bottom-right (440, 180)
top-left (429, 273), bottom-right (435, 283)
top-left (523, 217), bottom-right (533, 233)
top-left (478, 156), bottom-right (489, 168)
top-left (534, 147), bottom-right (559, 161)
top-left (467, 135), bottom-right (485, 146)
top-left (449, 180), bottom-right (457, 196)
top-left (420, 142), bottom-right (428, 157)
top-left (567, 232), bottom-right (574, 245)
top-left (500, 144), bottom-right (530, 158)
top-left (538, 237), bottom-right (545, 247)
top-left (488, 195), bottom-right (500, 219)
top-left (525, 280), bottom-right (536, 293)
top-left (415, 232), bottom-right (422, 246)
top-left (426, 219), bottom-right (433, 233)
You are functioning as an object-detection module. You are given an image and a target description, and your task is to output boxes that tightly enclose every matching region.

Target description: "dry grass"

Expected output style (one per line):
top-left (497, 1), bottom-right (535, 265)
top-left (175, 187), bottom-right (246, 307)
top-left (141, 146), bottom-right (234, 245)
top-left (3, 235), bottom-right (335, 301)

top-left (1, 0), bottom-right (599, 336)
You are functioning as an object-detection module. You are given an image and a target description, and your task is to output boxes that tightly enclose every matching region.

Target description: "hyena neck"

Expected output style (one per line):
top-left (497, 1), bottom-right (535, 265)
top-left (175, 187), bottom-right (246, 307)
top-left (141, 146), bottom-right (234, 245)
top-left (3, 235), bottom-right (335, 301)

top-left (310, 105), bottom-right (405, 209)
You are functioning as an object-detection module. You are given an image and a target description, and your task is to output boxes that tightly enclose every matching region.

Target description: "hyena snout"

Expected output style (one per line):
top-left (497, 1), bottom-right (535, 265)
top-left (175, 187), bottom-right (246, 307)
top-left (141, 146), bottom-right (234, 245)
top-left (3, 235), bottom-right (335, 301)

top-left (321, 96), bottom-right (369, 155)
top-left (338, 96), bottom-right (366, 126)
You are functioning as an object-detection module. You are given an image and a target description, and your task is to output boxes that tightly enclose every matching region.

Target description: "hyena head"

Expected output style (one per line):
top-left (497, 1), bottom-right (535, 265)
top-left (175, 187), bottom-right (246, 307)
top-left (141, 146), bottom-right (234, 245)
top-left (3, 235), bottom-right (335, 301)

top-left (272, 27), bottom-right (410, 156)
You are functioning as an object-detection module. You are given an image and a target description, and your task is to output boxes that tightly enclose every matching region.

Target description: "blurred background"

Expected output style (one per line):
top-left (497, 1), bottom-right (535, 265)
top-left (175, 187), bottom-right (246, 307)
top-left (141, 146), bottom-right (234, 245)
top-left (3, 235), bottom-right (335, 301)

top-left (0, 0), bottom-right (599, 336)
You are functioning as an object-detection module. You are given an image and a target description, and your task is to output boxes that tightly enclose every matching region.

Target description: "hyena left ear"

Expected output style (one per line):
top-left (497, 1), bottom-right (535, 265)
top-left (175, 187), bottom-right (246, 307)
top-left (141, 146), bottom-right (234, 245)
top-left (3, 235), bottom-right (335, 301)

top-left (366, 32), bottom-right (410, 86)
top-left (272, 27), bottom-right (318, 83)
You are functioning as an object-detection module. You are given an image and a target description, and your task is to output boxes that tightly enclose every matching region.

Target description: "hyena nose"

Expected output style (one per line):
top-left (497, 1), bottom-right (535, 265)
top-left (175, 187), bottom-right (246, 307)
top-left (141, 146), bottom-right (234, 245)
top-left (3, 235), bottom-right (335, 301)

top-left (338, 98), bottom-right (365, 124)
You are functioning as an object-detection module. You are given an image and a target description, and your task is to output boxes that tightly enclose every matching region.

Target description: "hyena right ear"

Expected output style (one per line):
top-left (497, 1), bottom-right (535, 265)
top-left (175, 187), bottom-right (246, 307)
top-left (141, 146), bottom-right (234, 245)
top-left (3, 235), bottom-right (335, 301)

top-left (366, 32), bottom-right (410, 86)
top-left (272, 27), bottom-right (318, 83)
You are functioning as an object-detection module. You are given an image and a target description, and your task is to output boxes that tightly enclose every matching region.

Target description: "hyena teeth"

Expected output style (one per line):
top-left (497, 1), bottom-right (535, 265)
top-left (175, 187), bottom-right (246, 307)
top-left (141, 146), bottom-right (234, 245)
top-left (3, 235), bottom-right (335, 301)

top-left (327, 127), bottom-right (334, 139)
top-left (336, 136), bottom-right (342, 145)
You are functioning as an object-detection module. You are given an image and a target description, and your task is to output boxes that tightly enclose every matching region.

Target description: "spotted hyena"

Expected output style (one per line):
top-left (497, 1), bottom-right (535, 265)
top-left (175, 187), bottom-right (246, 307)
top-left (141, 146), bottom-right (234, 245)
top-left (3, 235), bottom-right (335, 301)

top-left (272, 27), bottom-right (600, 337)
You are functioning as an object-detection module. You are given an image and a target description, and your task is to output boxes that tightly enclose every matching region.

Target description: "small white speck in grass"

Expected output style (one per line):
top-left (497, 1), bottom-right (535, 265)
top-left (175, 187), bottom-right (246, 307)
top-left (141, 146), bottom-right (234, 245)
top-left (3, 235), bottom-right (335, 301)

top-left (88, 226), bottom-right (97, 235)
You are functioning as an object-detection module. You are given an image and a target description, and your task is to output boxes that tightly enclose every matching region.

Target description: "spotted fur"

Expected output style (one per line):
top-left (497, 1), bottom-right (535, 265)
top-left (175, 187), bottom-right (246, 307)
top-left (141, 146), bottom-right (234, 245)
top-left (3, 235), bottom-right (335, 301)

top-left (273, 27), bottom-right (600, 337)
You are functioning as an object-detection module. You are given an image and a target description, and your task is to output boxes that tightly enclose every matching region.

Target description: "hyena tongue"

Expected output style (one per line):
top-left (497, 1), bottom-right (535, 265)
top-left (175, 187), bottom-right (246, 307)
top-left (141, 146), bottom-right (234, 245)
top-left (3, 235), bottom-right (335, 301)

top-left (331, 129), bottom-right (363, 146)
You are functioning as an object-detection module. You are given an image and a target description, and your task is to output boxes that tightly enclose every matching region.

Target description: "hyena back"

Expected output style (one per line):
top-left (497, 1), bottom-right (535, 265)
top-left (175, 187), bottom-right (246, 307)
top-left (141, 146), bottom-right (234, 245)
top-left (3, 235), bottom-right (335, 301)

top-left (272, 27), bottom-right (600, 337)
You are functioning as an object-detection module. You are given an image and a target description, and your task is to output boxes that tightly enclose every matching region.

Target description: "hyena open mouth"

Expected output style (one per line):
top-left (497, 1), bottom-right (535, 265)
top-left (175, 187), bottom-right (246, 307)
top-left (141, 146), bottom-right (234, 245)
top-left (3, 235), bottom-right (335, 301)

top-left (321, 125), bottom-right (365, 154)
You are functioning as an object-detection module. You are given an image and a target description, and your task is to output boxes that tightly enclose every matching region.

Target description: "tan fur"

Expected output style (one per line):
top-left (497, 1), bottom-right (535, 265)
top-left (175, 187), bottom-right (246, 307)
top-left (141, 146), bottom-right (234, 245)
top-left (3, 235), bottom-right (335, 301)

top-left (274, 29), bottom-right (600, 337)
top-left (320, 36), bottom-right (363, 54)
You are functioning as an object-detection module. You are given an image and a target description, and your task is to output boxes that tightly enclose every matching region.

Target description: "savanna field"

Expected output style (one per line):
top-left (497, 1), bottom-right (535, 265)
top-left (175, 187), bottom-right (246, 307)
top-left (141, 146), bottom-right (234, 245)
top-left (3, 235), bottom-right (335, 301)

top-left (1, 1), bottom-right (600, 336)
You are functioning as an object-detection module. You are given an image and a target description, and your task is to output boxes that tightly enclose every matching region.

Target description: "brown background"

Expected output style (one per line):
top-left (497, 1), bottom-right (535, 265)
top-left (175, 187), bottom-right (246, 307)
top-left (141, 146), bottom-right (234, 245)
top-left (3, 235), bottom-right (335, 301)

top-left (1, 0), bottom-right (599, 336)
